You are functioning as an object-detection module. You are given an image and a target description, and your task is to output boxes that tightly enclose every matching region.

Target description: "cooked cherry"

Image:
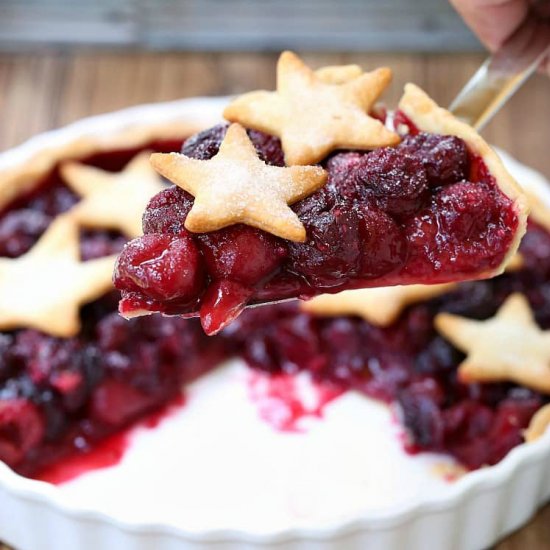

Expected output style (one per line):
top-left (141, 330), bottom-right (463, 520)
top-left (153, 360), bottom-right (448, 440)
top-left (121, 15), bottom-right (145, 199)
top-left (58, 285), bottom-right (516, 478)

top-left (0, 399), bottom-right (45, 465)
top-left (405, 182), bottom-right (516, 278)
top-left (356, 204), bottom-right (407, 278)
top-left (80, 229), bottom-right (126, 260)
top-left (114, 233), bottom-right (204, 302)
top-left (200, 280), bottom-right (254, 335)
top-left (182, 123), bottom-right (284, 166)
top-left (0, 209), bottom-right (50, 257)
top-left (142, 186), bottom-right (193, 236)
top-left (198, 225), bottom-right (287, 286)
top-left (354, 147), bottom-right (429, 217)
top-left (90, 379), bottom-right (155, 426)
top-left (398, 133), bottom-right (470, 187)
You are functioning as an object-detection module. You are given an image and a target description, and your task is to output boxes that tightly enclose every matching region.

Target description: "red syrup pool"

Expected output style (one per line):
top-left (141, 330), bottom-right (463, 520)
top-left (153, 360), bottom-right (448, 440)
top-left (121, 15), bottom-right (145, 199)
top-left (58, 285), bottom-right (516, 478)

top-left (247, 371), bottom-right (344, 433)
top-left (32, 394), bottom-right (186, 485)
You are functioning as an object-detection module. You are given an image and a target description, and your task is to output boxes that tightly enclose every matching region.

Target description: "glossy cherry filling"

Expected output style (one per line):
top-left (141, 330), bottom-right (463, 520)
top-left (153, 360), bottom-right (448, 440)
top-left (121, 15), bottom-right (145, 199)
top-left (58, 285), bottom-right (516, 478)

top-left (0, 137), bottom-right (541, 478)
top-left (114, 120), bottom-right (520, 335)
top-left (0, 140), bottom-right (227, 477)
top-left (226, 220), bottom-right (550, 470)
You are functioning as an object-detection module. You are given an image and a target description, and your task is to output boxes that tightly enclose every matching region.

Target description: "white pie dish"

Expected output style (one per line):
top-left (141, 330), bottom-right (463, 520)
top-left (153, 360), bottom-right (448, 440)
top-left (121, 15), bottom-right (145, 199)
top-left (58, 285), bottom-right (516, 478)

top-left (0, 97), bottom-right (549, 550)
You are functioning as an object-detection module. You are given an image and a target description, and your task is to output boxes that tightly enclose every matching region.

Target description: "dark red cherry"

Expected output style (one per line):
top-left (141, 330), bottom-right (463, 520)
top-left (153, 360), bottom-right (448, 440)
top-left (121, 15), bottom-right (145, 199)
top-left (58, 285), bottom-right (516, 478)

top-left (398, 133), bottom-right (470, 187)
top-left (142, 186), bottom-right (194, 236)
top-left (114, 233), bottom-right (204, 302)
top-left (198, 225), bottom-right (287, 286)
top-left (182, 124), bottom-right (284, 166)
top-left (200, 280), bottom-right (254, 335)
top-left (0, 399), bottom-right (45, 466)
top-left (354, 147), bottom-right (429, 217)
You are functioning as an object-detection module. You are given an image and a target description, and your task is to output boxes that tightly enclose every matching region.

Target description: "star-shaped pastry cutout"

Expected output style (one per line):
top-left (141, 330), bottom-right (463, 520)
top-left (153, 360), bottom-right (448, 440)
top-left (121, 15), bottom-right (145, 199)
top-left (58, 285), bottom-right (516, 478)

top-left (0, 215), bottom-right (116, 338)
top-left (224, 51), bottom-right (400, 165)
top-left (315, 64), bottom-right (363, 84)
top-left (435, 293), bottom-right (550, 394)
top-left (60, 152), bottom-right (165, 238)
top-left (302, 284), bottom-right (456, 326)
top-left (149, 123), bottom-right (327, 242)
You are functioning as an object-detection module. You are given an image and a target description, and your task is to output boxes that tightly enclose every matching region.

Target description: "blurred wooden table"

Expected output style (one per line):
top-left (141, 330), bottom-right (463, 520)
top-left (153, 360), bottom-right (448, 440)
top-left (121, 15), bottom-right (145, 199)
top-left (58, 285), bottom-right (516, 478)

top-left (0, 51), bottom-right (549, 550)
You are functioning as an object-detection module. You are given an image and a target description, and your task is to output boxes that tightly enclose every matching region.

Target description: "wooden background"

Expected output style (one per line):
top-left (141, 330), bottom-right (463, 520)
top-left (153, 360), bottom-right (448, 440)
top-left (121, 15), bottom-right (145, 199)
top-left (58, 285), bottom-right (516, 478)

top-left (0, 50), bottom-right (549, 549)
top-left (0, 0), bottom-right (479, 52)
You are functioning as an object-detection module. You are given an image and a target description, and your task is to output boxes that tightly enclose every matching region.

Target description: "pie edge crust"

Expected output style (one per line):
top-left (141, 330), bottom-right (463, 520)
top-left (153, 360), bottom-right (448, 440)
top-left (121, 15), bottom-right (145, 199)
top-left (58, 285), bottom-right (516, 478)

top-left (398, 83), bottom-right (529, 278)
top-left (0, 119), bottom-right (207, 211)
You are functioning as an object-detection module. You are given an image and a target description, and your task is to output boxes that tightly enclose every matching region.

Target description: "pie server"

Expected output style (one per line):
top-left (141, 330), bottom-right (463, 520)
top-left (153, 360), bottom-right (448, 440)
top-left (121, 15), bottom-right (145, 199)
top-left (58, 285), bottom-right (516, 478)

top-left (449, 18), bottom-right (549, 130)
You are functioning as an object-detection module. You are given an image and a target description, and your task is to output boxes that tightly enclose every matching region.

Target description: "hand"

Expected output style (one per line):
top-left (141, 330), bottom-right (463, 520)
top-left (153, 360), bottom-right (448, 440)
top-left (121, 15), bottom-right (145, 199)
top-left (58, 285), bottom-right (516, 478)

top-left (450, 0), bottom-right (550, 75)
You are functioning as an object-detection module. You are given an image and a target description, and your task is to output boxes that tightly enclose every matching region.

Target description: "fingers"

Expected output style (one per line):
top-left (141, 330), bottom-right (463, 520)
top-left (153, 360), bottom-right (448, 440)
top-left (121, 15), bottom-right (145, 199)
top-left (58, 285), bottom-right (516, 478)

top-left (450, 0), bottom-right (530, 50)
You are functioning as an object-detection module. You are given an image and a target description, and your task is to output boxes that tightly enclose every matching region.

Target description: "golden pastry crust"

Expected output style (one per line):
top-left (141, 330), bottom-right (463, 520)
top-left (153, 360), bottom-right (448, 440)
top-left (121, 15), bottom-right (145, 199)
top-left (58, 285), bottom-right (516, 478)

top-left (301, 284), bottom-right (456, 327)
top-left (525, 189), bottom-right (550, 234)
top-left (224, 51), bottom-right (400, 166)
top-left (0, 119), bottom-right (206, 212)
top-left (150, 123), bottom-right (327, 242)
top-left (525, 403), bottom-right (550, 443)
top-left (435, 293), bottom-right (550, 394)
top-left (398, 83), bottom-right (529, 278)
top-left (314, 64), bottom-right (363, 84)
top-left (0, 114), bottom-right (210, 336)
top-left (60, 151), bottom-right (166, 238)
top-left (0, 215), bottom-right (116, 338)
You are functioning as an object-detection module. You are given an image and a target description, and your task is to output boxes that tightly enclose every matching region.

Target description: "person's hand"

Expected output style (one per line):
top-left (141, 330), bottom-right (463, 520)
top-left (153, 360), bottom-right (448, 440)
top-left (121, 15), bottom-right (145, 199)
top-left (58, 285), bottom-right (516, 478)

top-left (450, 0), bottom-right (550, 75)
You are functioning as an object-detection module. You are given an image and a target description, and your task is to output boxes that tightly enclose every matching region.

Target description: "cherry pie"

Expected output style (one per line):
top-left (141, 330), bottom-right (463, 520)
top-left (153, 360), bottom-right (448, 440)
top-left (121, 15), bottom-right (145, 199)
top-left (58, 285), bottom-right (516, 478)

top-left (113, 53), bottom-right (527, 335)
top-left (1, 56), bottom-right (549, 481)
top-left (0, 130), bottom-right (229, 477)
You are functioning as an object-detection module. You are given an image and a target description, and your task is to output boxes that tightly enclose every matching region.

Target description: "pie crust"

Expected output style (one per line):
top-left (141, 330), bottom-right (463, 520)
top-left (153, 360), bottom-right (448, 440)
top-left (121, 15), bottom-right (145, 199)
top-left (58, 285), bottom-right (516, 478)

top-left (525, 403), bottom-right (550, 442)
top-left (398, 83), bottom-right (529, 277)
top-left (0, 119), bottom-right (207, 212)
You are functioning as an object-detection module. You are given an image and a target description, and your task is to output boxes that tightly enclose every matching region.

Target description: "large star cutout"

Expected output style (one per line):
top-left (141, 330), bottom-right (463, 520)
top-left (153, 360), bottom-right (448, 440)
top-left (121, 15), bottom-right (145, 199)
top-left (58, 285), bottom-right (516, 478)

top-left (149, 123), bottom-right (327, 242)
top-left (224, 51), bottom-right (400, 165)
top-left (302, 284), bottom-right (456, 326)
top-left (0, 215), bottom-right (116, 338)
top-left (435, 293), bottom-right (550, 394)
top-left (60, 152), bottom-right (165, 238)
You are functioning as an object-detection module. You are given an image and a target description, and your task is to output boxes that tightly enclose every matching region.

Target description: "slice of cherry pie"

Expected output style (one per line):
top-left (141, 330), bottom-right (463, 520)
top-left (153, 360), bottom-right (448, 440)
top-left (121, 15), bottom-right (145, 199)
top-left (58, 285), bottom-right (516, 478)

top-left (113, 52), bottom-right (528, 335)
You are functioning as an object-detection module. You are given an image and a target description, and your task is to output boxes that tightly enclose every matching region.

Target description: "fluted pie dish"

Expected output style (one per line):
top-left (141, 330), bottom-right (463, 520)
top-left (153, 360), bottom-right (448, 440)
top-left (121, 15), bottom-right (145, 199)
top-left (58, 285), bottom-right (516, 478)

top-left (0, 57), bottom-right (549, 550)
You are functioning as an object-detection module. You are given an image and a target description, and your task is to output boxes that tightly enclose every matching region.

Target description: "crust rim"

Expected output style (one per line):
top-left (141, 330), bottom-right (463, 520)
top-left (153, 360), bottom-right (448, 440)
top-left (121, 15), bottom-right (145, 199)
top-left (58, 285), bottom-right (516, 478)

top-left (398, 83), bottom-right (529, 279)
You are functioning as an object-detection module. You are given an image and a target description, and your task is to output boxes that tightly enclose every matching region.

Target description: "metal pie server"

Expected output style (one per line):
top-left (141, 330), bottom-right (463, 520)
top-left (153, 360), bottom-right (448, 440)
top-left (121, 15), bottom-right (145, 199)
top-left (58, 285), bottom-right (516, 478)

top-left (449, 17), bottom-right (550, 130)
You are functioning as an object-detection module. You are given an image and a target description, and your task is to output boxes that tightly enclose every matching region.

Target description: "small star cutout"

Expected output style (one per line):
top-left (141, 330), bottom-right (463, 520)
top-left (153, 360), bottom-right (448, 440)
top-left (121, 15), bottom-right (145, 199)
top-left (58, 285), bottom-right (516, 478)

top-left (435, 293), bottom-right (550, 394)
top-left (0, 215), bottom-right (116, 338)
top-left (149, 123), bottom-right (327, 242)
top-left (302, 284), bottom-right (456, 326)
top-left (224, 51), bottom-right (400, 165)
top-left (61, 152), bottom-right (166, 238)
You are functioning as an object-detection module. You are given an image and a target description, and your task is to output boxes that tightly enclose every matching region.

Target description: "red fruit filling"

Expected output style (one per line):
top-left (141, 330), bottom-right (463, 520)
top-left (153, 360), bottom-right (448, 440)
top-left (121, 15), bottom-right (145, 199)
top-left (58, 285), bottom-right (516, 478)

top-left (0, 141), bottom-right (228, 477)
top-left (0, 136), bottom-right (541, 478)
top-left (114, 121), bottom-right (520, 335)
top-left (227, 220), bottom-right (550, 470)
